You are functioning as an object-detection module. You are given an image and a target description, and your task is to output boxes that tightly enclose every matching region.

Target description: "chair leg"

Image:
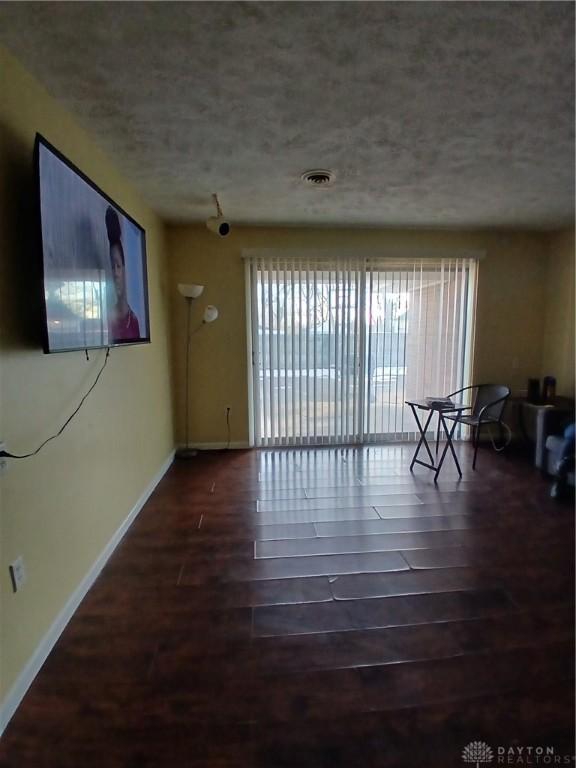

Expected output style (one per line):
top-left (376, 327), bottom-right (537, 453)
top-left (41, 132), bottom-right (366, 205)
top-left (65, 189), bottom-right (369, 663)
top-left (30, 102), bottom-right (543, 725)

top-left (473, 423), bottom-right (481, 470)
top-left (498, 421), bottom-right (505, 449)
top-left (435, 417), bottom-right (441, 456)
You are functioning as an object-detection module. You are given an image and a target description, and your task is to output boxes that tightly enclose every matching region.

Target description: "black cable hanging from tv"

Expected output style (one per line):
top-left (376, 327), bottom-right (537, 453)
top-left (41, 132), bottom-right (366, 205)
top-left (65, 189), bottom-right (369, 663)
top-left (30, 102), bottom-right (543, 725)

top-left (0, 348), bottom-right (110, 460)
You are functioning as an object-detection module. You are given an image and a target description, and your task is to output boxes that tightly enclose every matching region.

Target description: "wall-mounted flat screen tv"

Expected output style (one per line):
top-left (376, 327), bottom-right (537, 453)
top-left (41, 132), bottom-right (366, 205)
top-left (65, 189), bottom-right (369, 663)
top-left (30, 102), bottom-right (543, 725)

top-left (35, 134), bottom-right (151, 353)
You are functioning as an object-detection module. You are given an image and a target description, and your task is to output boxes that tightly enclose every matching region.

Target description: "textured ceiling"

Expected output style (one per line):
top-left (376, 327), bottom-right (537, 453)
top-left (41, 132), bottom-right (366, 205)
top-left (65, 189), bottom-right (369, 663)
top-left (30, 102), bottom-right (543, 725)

top-left (0, 2), bottom-right (574, 229)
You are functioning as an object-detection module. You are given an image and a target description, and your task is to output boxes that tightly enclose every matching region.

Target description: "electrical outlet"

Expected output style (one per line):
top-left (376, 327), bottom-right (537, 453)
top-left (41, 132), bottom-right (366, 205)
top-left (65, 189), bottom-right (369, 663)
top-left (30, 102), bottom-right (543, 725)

top-left (9, 556), bottom-right (27, 593)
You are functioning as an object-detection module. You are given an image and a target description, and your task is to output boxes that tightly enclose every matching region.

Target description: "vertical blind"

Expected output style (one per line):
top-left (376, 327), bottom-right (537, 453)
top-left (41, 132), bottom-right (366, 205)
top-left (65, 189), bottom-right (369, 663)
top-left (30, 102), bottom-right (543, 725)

top-left (246, 253), bottom-right (477, 448)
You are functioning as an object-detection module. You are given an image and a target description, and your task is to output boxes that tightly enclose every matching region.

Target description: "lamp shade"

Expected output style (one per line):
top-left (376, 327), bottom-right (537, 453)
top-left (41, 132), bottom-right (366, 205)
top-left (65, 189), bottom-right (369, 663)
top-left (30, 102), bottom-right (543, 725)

top-left (178, 283), bottom-right (204, 299)
top-left (203, 305), bottom-right (219, 323)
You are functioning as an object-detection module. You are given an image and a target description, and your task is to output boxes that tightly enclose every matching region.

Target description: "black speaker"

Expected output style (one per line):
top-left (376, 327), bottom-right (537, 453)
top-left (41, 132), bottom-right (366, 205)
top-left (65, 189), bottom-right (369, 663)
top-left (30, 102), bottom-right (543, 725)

top-left (542, 376), bottom-right (556, 403)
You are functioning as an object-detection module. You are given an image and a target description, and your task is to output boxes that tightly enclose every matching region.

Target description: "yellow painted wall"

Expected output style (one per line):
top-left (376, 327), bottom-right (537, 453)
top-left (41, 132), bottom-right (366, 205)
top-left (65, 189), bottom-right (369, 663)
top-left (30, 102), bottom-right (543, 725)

top-left (0, 48), bottom-right (174, 703)
top-left (168, 226), bottom-right (549, 444)
top-left (541, 230), bottom-right (575, 397)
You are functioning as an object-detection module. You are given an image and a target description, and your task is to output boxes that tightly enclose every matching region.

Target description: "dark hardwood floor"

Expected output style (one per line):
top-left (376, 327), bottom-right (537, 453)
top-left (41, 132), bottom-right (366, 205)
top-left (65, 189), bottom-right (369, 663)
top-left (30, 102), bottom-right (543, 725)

top-left (1, 443), bottom-right (574, 767)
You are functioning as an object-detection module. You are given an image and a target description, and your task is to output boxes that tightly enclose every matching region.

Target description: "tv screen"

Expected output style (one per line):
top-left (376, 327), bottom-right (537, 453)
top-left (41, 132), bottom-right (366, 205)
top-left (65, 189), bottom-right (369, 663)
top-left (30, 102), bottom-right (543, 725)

top-left (36, 135), bottom-right (150, 353)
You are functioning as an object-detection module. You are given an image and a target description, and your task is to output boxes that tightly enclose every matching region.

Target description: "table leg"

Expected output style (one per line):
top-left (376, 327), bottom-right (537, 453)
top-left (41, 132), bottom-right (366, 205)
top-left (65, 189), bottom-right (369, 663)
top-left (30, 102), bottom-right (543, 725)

top-left (435, 416), bottom-right (441, 456)
top-left (445, 416), bottom-right (463, 478)
top-left (409, 406), bottom-right (435, 471)
top-left (434, 414), bottom-right (463, 482)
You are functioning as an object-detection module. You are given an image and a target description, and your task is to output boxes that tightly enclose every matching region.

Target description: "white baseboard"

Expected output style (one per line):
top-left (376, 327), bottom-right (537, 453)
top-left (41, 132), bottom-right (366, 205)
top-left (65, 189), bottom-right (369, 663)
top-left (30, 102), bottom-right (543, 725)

top-left (0, 449), bottom-right (175, 737)
top-left (178, 441), bottom-right (250, 451)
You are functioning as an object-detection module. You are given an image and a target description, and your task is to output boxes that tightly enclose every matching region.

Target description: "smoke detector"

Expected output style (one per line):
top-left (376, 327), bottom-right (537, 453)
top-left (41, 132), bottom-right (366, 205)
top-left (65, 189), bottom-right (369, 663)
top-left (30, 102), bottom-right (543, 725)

top-left (301, 169), bottom-right (335, 187)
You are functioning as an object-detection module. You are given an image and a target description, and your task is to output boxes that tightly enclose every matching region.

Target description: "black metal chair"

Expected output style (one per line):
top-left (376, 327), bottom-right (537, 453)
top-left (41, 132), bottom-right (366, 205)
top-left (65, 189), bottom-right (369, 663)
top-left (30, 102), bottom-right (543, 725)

top-left (441, 384), bottom-right (511, 470)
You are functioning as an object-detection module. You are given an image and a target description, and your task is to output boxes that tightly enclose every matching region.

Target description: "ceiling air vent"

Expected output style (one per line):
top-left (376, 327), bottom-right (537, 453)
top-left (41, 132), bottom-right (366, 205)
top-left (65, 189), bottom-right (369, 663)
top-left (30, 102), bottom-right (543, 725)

top-left (301, 169), bottom-right (335, 187)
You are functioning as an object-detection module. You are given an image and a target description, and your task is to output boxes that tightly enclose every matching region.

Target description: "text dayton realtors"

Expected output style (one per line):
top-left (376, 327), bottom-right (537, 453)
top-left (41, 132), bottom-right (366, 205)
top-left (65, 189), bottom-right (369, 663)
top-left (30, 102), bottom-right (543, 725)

top-left (496, 745), bottom-right (575, 765)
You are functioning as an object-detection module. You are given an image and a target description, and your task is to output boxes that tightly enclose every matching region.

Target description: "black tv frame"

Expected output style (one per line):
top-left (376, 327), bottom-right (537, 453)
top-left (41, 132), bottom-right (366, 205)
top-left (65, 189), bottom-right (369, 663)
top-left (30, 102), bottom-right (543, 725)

top-left (34, 133), bottom-right (151, 354)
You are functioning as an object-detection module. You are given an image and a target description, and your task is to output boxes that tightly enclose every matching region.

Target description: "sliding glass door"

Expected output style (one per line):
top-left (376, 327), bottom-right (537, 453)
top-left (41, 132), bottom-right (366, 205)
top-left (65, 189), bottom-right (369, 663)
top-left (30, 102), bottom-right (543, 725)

top-left (364, 260), bottom-right (476, 442)
top-left (246, 254), bottom-right (476, 448)
top-left (247, 256), bottom-right (365, 446)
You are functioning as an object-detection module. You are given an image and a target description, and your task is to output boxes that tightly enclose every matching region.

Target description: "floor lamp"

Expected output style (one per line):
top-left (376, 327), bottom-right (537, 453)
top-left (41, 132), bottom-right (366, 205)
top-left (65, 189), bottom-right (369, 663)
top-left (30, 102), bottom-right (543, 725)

top-left (176, 283), bottom-right (219, 459)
